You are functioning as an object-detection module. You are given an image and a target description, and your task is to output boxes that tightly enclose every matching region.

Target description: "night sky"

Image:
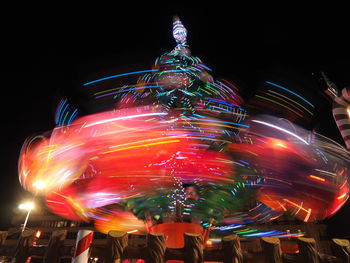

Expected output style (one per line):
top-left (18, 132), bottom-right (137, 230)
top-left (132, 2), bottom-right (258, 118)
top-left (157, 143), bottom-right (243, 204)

top-left (1, 3), bottom-right (350, 237)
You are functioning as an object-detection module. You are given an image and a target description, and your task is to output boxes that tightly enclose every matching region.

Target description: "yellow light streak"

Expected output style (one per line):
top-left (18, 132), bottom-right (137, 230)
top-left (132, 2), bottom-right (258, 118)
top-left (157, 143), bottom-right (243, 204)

top-left (309, 175), bottom-right (326, 182)
top-left (337, 193), bottom-right (347, 200)
top-left (101, 140), bottom-right (180, 154)
top-left (255, 94), bottom-right (303, 118)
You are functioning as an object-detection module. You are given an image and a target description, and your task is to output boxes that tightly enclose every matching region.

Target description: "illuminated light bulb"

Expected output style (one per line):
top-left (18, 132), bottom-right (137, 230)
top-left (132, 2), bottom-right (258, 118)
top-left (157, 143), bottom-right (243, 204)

top-left (35, 230), bottom-right (41, 238)
top-left (18, 202), bottom-right (34, 211)
top-left (347, 107), bottom-right (350, 118)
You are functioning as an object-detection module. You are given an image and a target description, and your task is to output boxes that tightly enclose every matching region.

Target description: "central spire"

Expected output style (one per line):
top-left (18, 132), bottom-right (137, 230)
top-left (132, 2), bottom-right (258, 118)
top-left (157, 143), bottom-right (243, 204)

top-left (172, 16), bottom-right (187, 47)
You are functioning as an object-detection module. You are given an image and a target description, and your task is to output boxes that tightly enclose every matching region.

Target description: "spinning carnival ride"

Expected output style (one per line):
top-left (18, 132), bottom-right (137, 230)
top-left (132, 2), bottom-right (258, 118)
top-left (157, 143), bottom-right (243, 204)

top-left (18, 17), bottom-right (350, 248)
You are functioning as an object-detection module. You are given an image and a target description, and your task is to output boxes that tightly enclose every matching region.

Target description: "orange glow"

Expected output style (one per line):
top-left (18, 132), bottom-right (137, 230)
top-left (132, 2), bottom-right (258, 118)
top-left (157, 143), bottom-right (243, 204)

top-left (270, 138), bottom-right (289, 149)
top-left (275, 142), bottom-right (288, 149)
top-left (35, 230), bottom-right (41, 239)
top-left (206, 240), bottom-right (213, 246)
top-left (95, 212), bottom-right (147, 234)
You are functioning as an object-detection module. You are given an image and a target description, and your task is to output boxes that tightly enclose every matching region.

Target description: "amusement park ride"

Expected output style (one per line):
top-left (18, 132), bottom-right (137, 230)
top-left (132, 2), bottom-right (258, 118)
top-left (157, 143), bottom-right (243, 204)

top-left (2, 16), bottom-right (350, 263)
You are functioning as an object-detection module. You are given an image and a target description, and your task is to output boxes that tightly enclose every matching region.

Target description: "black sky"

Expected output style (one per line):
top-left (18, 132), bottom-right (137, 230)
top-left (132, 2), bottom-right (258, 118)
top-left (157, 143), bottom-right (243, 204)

top-left (1, 3), bottom-right (350, 236)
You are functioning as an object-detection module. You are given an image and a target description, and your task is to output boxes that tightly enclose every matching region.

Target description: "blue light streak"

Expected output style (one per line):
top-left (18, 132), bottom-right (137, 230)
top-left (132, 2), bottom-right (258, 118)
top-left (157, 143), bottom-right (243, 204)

top-left (83, 69), bottom-right (158, 86)
top-left (68, 109), bottom-right (79, 125)
top-left (215, 224), bottom-right (244, 230)
top-left (203, 119), bottom-right (249, 128)
top-left (58, 103), bottom-right (70, 126)
top-left (265, 81), bottom-right (314, 108)
top-left (242, 230), bottom-right (283, 237)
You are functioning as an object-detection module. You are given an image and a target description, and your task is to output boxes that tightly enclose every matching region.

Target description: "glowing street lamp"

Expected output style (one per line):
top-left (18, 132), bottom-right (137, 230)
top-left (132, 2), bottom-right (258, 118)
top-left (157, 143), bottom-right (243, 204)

top-left (18, 201), bottom-right (35, 232)
top-left (18, 182), bottom-right (45, 233)
top-left (18, 202), bottom-right (34, 211)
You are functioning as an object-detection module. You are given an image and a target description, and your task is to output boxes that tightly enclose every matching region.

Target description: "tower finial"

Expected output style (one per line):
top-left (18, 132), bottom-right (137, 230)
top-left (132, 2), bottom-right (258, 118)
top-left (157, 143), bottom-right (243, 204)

top-left (321, 72), bottom-right (339, 99)
top-left (173, 16), bottom-right (187, 46)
